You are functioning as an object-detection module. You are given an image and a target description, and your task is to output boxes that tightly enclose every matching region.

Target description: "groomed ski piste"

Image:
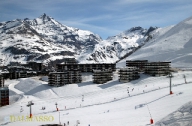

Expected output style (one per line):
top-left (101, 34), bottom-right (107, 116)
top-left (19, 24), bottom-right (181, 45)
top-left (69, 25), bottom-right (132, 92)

top-left (0, 71), bottom-right (192, 126)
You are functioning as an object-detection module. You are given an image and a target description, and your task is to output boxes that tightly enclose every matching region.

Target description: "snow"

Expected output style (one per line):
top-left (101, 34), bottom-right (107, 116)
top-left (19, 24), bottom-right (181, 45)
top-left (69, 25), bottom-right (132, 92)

top-left (77, 30), bottom-right (93, 39)
top-left (1, 14), bottom-right (191, 66)
top-left (40, 76), bottom-right (48, 82)
top-left (0, 71), bottom-right (192, 126)
top-left (0, 14), bottom-right (103, 65)
top-left (156, 101), bottom-right (192, 125)
top-left (5, 20), bottom-right (22, 29)
top-left (0, 14), bottom-right (192, 125)
top-left (117, 16), bottom-right (192, 68)
top-left (79, 27), bottom-right (147, 63)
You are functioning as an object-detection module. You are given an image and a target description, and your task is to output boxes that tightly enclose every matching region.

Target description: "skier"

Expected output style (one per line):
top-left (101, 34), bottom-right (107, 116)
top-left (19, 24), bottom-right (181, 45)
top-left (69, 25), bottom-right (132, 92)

top-left (64, 123), bottom-right (66, 126)
top-left (20, 106), bottom-right (23, 112)
top-left (127, 89), bottom-right (130, 96)
top-left (82, 95), bottom-right (84, 102)
top-left (67, 121), bottom-right (69, 125)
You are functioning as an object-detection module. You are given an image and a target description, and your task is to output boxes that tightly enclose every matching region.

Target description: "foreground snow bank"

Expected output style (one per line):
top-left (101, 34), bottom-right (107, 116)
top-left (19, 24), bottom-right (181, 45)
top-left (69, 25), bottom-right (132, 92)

top-left (156, 101), bottom-right (192, 126)
top-left (14, 78), bottom-right (42, 94)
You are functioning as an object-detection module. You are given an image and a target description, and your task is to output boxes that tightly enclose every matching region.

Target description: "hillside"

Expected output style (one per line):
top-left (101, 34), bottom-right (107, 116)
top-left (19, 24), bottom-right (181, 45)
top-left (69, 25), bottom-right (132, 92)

top-left (78, 26), bottom-right (157, 63)
top-left (117, 16), bottom-right (192, 68)
top-left (0, 14), bottom-right (101, 66)
top-left (0, 14), bottom-right (157, 66)
top-left (0, 71), bottom-right (192, 126)
top-left (0, 14), bottom-right (192, 67)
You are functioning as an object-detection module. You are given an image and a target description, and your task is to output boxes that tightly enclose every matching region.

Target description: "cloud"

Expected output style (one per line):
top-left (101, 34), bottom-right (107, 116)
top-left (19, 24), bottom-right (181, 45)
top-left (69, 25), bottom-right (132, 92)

top-left (0, 0), bottom-right (192, 39)
top-left (60, 20), bottom-right (121, 39)
top-left (76, 15), bottom-right (113, 23)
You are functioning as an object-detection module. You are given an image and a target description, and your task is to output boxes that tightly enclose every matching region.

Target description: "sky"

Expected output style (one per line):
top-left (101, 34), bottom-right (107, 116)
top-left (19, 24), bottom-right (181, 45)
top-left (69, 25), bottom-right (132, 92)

top-left (0, 0), bottom-right (192, 39)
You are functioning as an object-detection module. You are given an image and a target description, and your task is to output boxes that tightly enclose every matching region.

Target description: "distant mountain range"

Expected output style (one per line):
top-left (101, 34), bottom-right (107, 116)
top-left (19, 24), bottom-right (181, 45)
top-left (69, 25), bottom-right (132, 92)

top-left (1, 13), bottom-right (191, 68)
top-left (0, 13), bottom-right (157, 66)
top-left (80, 26), bottom-right (157, 63)
top-left (117, 16), bottom-right (192, 68)
top-left (0, 13), bottom-right (101, 66)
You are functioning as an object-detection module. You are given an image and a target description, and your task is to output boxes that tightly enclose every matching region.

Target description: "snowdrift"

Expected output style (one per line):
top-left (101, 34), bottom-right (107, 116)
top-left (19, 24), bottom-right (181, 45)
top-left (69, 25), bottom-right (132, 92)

top-left (156, 101), bottom-right (192, 126)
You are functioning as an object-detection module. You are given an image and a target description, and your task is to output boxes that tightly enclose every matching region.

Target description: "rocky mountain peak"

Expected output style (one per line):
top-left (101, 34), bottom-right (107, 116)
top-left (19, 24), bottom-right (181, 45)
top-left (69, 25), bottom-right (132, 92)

top-left (0, 14), bottom-right (102, 66)
top-left (39, 13), bottom-right (52, 22)
top-left (129, 26), bottom-right (144, 32)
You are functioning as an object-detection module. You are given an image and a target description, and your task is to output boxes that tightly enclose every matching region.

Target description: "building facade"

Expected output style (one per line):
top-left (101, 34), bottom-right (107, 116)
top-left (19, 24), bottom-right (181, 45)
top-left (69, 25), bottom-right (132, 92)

top-left (48, 70), bottom-right (82, 86)
top-left (144, 62), bottom-right (171, 76)
top-left (0, 74), bottom-right (4, 87)
top-left (57, 63), bottom-right (116, 72)
top-left (93, 69), bottom-right (113, 84)
top-left (126, 60), bottom-right (171, 77)
top-left (25, 61), bottom-right (44, 72)
top-left (126, 60), bottom-right (148, 71)
top-left (119, 67), bottom-right (140, 82)
top-left (8, 66), bottom-right (36, 79)
top-left (0, 87), bottom-right (9, 107)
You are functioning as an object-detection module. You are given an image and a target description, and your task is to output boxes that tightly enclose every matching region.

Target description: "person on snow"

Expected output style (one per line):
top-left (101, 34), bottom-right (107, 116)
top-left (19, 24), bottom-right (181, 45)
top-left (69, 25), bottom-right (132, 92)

top-left (20, 106), bottom-right (23, 112)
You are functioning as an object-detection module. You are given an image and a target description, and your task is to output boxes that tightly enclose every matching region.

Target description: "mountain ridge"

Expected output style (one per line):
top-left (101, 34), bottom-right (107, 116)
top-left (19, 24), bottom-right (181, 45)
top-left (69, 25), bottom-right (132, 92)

top-left (0, 13), bottom-right (171, 66)
top-left (0, 14), bottom-right (102, 66)
top-left (117, 16), bottom-right (192, 68)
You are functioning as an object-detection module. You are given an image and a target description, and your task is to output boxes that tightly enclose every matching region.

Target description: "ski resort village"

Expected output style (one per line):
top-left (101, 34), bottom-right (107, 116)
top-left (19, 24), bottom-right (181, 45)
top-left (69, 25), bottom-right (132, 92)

top-left (0, 7), bottom-right (192, 126)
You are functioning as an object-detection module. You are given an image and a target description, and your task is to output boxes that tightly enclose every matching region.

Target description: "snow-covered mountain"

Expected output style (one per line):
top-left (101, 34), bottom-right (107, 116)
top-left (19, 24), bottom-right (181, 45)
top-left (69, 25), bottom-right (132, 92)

top-left (1, 14), bottom-right (191, 66)
top-left (0, 13), bottom-right (102, 66)
top-left (0, 14), bottom-right (158, 66)
top-left (78, 26), bottom-right (157, 63)
top-left (117, 16), bottom-right (192, 68)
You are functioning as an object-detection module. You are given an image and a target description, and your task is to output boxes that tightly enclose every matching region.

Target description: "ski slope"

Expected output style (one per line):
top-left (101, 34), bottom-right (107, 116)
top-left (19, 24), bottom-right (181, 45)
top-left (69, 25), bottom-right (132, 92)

top-left (117, 16), bottom-right (192, 68)
top-left (0, 71), bottom-right (192, 126)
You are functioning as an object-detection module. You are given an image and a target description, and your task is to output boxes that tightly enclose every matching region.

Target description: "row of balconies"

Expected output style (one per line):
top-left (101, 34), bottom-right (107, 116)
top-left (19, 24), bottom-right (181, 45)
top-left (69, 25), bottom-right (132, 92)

top-left (119, 75), bottom-right (140, 77)
top-left (119, 76), bottom-right (139, 79)
top-left (48, 77), bottom-right (82, 80)
top-left (93, 80), bottom-right (112, 83)
top-left (93, 74), bottom-right (112, 76)
top-left (119, 67), bottom-right (140, 82)
top-left (92, 70), bottom-right (113, 84)
top-left (145, 71), bottom-right (169, 73)
top-left (93, 77), bottom-right (112, 80)
top-left (57, 64), bottom-right (116, 72)
top-left (118, 72), bottom-right (139, 74)
top-left (49, 74), bottom-right (81, 77)
top-left (48, 78), bottom-right (82, 82)
top-left (0, 76), bottom-right (4, 87)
